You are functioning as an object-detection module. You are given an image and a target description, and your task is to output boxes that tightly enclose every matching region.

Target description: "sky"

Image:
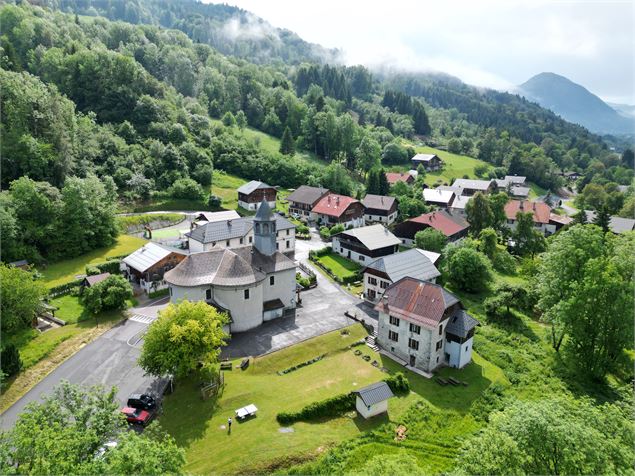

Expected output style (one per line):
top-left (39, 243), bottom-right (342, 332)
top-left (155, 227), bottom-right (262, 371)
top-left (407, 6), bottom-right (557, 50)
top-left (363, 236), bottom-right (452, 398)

top-left (209, 0), bottom-right (634, 104)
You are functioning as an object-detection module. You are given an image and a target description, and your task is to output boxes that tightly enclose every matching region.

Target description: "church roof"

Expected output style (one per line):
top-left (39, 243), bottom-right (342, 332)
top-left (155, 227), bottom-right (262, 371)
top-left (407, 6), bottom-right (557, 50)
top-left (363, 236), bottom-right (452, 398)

top-left (187, 216), bottom-right (294, 244)
top-left (254, 199), bottom-right (273, 220)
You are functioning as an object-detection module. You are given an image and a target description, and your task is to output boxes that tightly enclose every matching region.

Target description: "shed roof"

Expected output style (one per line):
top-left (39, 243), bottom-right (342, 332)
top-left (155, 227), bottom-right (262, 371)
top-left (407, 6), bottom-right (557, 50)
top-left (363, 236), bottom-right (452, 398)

top-left (237, 180), bottom-right (274, 195)
top-left (363, 248), bottom-right (440, 283)
top-left (83, 272), bottom-right (111, 287)
top-left (411, 153), bottom-right (439, 163)
top-left (362, 194), bottom-right (397, 211)
top-left (336, 224), bottom-right (401, 250)
top-left (123, 243), bottom-right (184, 273)
top-left (286, 185), bottom-right (330, 205)
top-left (354, 381), bottom-right (394, 406)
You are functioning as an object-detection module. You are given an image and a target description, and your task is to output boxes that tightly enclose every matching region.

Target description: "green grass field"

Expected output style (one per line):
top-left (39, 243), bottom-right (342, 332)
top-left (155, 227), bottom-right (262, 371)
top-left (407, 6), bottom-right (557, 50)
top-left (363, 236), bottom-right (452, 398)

top-left (316, 252), bottom-right (362, 280)
top-left (39, 235), bottom-right (147, 288)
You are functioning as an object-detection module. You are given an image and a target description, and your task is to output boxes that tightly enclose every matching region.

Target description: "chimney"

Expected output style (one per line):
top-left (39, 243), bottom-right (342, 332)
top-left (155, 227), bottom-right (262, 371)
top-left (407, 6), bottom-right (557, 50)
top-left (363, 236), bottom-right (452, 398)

top-left (532, 202), bottom-right (536, 211)
top-left (519, 201), bottom-right (524, 210)
top-left (336, 196), bottom-right (340, 206)
top-left (328, 195), bottom-right (331, 204)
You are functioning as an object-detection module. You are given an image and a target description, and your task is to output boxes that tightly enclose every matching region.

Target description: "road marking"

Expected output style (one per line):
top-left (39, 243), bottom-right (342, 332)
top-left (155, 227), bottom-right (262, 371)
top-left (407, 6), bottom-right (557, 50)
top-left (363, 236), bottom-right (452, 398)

top-left (129, 314), bottom-right (155, 324)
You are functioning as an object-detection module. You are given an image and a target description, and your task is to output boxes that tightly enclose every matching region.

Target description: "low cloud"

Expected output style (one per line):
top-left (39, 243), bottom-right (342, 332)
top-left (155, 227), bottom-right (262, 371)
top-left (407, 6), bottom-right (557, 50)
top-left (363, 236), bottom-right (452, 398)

top-left (221, 13), bottom-right (280, 43)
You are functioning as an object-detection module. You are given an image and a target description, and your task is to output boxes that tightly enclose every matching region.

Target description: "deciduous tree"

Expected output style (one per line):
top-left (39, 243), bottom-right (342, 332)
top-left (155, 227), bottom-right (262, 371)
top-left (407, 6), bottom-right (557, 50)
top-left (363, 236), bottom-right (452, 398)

top-left (414, 228), bottom-right (447, 253)
top-left (0, 264), bottom-right (46, 332)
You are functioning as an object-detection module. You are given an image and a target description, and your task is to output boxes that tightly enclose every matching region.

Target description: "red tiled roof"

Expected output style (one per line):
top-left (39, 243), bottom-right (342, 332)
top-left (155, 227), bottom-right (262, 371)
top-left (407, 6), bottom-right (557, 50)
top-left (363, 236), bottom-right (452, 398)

top-left (409, 210), bottom-right (468, 237)
top-left (311, 194), bottom-right (359, 218)
top-left (505, 200), bottom-right (551, 224)
top-left (386, 172), bottom-right (413, 185)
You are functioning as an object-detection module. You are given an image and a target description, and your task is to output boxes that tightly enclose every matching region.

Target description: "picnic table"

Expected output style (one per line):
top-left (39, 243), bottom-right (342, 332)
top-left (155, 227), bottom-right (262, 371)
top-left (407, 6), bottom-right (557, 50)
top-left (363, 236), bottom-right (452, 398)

top-left (235, 404), bottom-right (258, 420)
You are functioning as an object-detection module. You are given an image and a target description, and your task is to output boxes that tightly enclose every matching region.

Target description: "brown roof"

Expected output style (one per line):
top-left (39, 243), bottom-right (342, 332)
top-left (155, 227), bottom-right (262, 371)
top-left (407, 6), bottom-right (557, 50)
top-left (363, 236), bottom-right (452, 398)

top-left (362, 194), bottom-right (397, 212)
top-left (505, 200), bottom-right (551, 224)
top-left (386, 172), bottom-right (414, 185)
top-left (312, 194), bottom-right (360, 218)
top-left (83, 272), bottom-right (111, 287)
top-left (549, 213), bottom-right (573, 226)
top-left (375, 277), bottom-right (460, 329)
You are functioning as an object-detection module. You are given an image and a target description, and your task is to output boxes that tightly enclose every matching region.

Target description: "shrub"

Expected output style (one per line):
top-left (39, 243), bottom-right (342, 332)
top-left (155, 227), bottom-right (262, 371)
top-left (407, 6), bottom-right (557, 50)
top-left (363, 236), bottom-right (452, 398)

top-left (168, 178), bottom-right (205, 201)
top-left (93, 259), bottom-right (122, 275)
top-left (384, 372), bottom-right (410, 394)
top-left (1, 344), bottom-right (22, 378)
top-left (276, 392), bottom-right (356, 425)
top-left (49, 279), bottom-right (83, 298)
top-left (296, 224), bottom-right (309, 234)
top-left (329, 224), bottom-right (345, 236)
top-left (309, 247), bottom-right (331, 259)
top-left (82, 275), bottom-right (133, 314)
top-left (207, 194), bottom-right (221, 208)
top-left (484, 295), bottom-right (506, 318)
top-left (85, 266), bottom-right (101, 276)
top-left (319, 226), bottom-right (330, 240)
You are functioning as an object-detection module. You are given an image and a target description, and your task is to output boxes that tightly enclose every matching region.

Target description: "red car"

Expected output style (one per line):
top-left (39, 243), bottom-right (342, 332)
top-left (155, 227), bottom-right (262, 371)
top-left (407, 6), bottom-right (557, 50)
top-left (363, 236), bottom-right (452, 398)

top-left (121, 406), bottom-right (152, 426)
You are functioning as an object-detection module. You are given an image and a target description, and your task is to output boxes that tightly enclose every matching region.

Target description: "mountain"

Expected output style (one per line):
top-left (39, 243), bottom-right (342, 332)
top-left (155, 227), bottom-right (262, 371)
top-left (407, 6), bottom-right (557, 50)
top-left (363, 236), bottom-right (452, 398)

top-left (517, 72), bottom-right (633, 135)
top-left (608, 102), bottom-right (635, 119)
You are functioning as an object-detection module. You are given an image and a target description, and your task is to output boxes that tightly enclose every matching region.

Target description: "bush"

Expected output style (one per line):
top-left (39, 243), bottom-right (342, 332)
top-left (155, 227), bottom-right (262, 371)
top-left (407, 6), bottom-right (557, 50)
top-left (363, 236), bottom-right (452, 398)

top-left (446, 246), bottom-right (493, 293)
top-left (384, 372), bottom-right (410, 394)
top-left (492, 249), bottom-right (517, 274)
top-left (148, 288), bottom-right (169, 299)
top-left (49, 279), bottom-right (83, 298)
top-left (168, 178), bottom-right (205, 201)
top-left (1, 344), bottom-right (22, 378)
top-left (319, 226), bottom-right (330, 240)
top-left (207, 194), bottom-right (221, 208)
top-left (484, 295), bottom-right (506, 318)
top-left (329, 224), bottom-right (345, 236)
top-left (276, 392), bottom-right (356, 425)
top-left (309, 247), bottom-right (331, 259)
top-left (85, 266), bottom-right (101, 276)
top-left (296, 223), bottom-right (309, 234)
top-left (82, 275), bottom-right (133, 314)
top-left (93, 259), bottom-right (122, 275)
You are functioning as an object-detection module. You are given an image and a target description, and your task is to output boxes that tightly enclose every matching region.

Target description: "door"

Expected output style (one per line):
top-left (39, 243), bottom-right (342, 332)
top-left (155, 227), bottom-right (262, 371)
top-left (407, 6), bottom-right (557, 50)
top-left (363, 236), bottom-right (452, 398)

top-left (409, 355), bottom-right (415, 367)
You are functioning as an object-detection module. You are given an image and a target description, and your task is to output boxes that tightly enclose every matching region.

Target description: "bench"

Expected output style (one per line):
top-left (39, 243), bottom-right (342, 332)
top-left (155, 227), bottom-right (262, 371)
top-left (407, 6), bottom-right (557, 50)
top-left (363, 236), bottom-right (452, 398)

top-left (235, 404), bottom-right (258, 420)
top-left (436, 377), bottom-right (449, 386)
top-left (237, 358), bottom-right (249, 370)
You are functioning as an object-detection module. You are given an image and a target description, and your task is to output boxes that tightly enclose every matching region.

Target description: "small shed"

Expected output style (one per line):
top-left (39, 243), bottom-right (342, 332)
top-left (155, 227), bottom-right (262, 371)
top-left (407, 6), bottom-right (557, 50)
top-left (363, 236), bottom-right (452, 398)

top-left (9, 260), bottom-right (29, 270)
top-left (353, 381), bottom-right (394, 419)
top-left (82, 272), bottom-right (111, 288)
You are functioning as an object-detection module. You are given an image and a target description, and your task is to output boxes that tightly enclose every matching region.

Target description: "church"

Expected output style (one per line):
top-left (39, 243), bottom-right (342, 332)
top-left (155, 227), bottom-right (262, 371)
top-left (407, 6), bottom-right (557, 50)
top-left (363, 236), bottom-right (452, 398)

top-left (164, 201), bottom-right (297, 333)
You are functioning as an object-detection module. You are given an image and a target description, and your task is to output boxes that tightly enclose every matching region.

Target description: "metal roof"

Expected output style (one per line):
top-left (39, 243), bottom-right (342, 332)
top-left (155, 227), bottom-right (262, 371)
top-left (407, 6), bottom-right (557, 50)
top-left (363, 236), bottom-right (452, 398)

top-left (237, 180), bottom-right (273, 195)
top-left (585, 211), bottom-right (635, 234)
top-left (286, 185), bottom-right (330, 206)
top-left (445, 310), bottom-right (479, 338)
top-left (423, 188), bottom-right (455, 204)
top-left (123, 243), bottom-right (183, 273)
top-left (364, 248), bottom-right (440, 283)
top-left (336, 224), bottom-right (401, 250)
top-left (188, 216), bottom-right (295, 244)
top-left (449, 195), bottom-right (470, 210)
top-left (354, 381), bottom-right (394, 406)
top-left (195, 210), bottom-right (240, 223)
top-left (451, 178), bottom-right (493, 190)
top-left (411, 153), bottom-right (438, 163)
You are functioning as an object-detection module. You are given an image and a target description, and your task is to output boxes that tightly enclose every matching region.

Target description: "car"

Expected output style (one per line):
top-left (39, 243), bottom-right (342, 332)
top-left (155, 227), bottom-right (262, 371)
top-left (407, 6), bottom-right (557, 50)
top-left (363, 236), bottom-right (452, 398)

top-left (121, 406), bottom-right (152, 426)
top-left (127, 393), bottom-right (157, 411)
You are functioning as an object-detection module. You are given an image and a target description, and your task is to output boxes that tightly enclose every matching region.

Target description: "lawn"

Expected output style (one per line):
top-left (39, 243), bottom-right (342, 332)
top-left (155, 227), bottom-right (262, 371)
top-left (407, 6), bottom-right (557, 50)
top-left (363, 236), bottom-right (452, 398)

top-left (39, 235), bottom-right (147, 288)
top-left (160, 324), bottom-right (507, 475)
top-left (315, 252), bottom-right (361, 280)
top-left (527, 182), bottom-right (548, 199)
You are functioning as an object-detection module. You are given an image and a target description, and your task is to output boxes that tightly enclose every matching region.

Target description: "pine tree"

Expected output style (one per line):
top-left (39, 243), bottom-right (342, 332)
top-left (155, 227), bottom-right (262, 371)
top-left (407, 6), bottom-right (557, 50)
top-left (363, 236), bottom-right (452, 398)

top-left (366, 168), bottom-right (380, 195)
top-left (378, 169), bottom-right (390, 195)
top-left (592, 206), bottom-right (611, 232)
top-left (279, 126), bottom-right (295, 156)
top-left (572, 209), bottom-right (587, 225)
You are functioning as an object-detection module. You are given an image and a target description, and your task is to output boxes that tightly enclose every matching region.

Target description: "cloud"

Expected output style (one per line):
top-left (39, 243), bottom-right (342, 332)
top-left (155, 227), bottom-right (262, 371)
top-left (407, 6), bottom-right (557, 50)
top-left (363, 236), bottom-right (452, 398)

top-left (220, 12), bottom-right (280, 43)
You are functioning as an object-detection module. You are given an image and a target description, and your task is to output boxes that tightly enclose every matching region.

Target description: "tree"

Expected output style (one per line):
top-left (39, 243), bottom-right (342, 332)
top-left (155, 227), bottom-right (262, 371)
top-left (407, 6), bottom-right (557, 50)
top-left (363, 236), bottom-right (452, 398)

top-left (381, 141), bottom-right (408, 165)
top-left (398, 197), bottom-right (427, 220)
top-left (0, 381), bottom-right (184, 474)
top-left (139, 300), bottom-right (229, 378)
top-left (513, 212), bottom-right (546, 257)
top-left (465, 192), bottom-right (494, 235)
top-left (0, 264), bottom-right (46, 332)
top-left (446, 246), bottom-right (492, 292)
top-left (235, 110), bottom-right (247, 130)
top-left (168, 177), bottom-right (205, 201)
top-left (489, 192), bottom-right (509, 230)
top-left (572, 208), bottom-right (587, 225)
top-left (414, 228), bottom-right (447, 252)
top-left (1, 343), bottom-right (22, 378)
top-left (456, 397), bottom-right (634, 475)
top-left (221, 111), bottom-right (236, 127)
top-left (478, 227), bottom-right (498, 259)
top-left (279, 126), bottom-right (295, 156)
top-left (447, 137), bottom-right (462, 154)
top-left (355, 135), bottom-right (381, 172)
top-left (592, 206), bottom-right (611, 232)
top-left (82, 275), bottom-right (133, 314)
top-left (377, 169), bottom-right (390, 196)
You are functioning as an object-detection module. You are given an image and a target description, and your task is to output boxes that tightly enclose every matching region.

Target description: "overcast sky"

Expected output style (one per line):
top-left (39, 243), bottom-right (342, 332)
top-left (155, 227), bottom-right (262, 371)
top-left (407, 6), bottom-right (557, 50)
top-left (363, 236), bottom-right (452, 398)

top-left (211, 0), bottom-right (634, 104)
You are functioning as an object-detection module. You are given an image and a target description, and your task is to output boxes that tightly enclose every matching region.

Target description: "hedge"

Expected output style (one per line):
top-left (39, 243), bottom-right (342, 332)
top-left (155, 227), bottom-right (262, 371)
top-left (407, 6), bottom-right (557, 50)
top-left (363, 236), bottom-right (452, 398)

top-left (384, 372), bottom-right (410, 394)
top-left (48, 279), bottom-right (83, 298)
top-left (93, 259), bottom-right (122, 275)
top-left (276, 392), bottom-right (356, 425)
top-left (148, 288), bottom-right (169, 299)
top-left (277, 354), bottom-right (325, 375)
top-left (309, 247), bottom-right (331, 259)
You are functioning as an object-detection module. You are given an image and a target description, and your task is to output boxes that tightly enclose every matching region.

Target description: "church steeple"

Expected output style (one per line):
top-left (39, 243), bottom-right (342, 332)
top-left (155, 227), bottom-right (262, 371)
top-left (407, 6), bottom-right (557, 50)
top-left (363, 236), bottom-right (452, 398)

top-left (253, 199), bottom-right (276, 256)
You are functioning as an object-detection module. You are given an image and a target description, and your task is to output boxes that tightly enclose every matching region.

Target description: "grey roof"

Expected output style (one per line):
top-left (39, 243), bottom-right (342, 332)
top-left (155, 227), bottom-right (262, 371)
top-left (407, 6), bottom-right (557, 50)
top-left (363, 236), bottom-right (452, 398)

top-left (510, 186), bottom-right (530, 198)
top-left (445, 310), bottom-right (479, 338)
top-left (364, 248), bottom-right (440, 283)
top-left (354, 381), bottom-right (394, 406)
top-left (164, 246), bottom-right (295, 287)
top-left (84, 272), bottom-right (111, 286)
top-left (336, 224), bottom-right (401, 250)
top-left (423, 188), bottom-right (455, 204)
top-left (188, 216), bottom-right (295, 244)
top-left (237, 180), bottom-right (273, 195)
top-left (412, 153), bottom-right (439, 163)
top-left (449, 195), bottom-right (470, 210)
top-left (195, 210), bottom-right (241, 223)
top-left (585, 211), bottom-right (635, 234)
top-left (254, 199), bottom-right (273, 221)
top-left (123, 243), bottom-right (186, 273)
top-left (451, 178), bottom-right (493, 191)
top-left (362, 194), bottom-right (397, 211)
top-left (9, 260), bottom-right (29, 267)
top-left (286, 185), bottom-right (330, 205)
top-left (495, 175), bottom-right (526, 188)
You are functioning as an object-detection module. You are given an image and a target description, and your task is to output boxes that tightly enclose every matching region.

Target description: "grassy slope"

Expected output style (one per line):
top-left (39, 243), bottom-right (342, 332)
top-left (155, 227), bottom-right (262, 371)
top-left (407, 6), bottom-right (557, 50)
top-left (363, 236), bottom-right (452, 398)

top-left (39, 235), bottom-right (147, 288)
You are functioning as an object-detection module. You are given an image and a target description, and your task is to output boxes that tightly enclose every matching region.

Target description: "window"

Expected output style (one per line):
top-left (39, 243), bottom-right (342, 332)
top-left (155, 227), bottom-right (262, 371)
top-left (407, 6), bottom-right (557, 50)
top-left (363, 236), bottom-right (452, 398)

top-left (226, 240), bottom-right (230, 246)
top-left (380, 280), bottom-right (389, 289)
top-left (286, 229), bottom-right (290, 236)
top-left (436, 340), bottom-right (443, 351)
top-left (388, 330), bottom-right (399, 342)
top-left (276, 242), bottom-right (279, 249)
top-left (286, 240), bottom-right (290, 248)
top-left (465, 345), bottom-right (469, 352)
top-left (249, 236), bottom-right (253, 243)
top-left (438, 324), bottom-right (443, 335)
top-left (270, 276), bottom-right (275, 286)
top-left (239, 237), bottom-right (244, 245)
top-left (409, 323), bottom-right (421, 334)
top-left (205, 289), bottom-right (212, 300)
top-left (368, 276), bottom-right (377, 285)
top-left (408, 338), bottom-right (419, 350)
top-left (389, 316), bottom-right (400, 326)
top-left (359, 255), bottom-right (365, 262)
top-left (169, 287), bottom-right (173, 296)
top-left (244, 289), bottom-right (250, 300)
top-left (368, 289), bottom-right (376, 299)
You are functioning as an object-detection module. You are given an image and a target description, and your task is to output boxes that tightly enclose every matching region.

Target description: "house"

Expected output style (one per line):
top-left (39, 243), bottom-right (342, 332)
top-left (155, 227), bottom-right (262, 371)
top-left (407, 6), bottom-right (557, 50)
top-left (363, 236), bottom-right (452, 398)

top-left (386, 172), bottom-right (415, 186)
top-left (411, 153), bottom-right (443, 171)
top-left (311, 193), bottom-right (365, 228)
top-left (237, 180), bottom-right (277, 211)
top-left (362, 248), bottom-right (440, 302)
top-left (423, 188), bottom-right (455, 208)
top-left (375, 277), bottom-right (479, 372)
top-left (353, 381), bottom-right (394, 419)
top-left (504, 200), bottom-right (555, 236)
top-left (561, 171), bottom-right (582, 181)
top-left (585, 211), bottom-right (635, 234)
top-left (121, 243), bottom-right (188, 293)
top-left (187, 215), bottom-right (296, 256)
top-left (494, 176), bottom-right (530, 199)
top-left (164, 201), bottom-right (297, 333)
top-left (448, 195), bottom-right (470, 217)
top-left (286, 185), bottom-right (330, 220)
top-left (332, 224), bottom-right (401, 265)
top-left (548, 213), bottom-right (573, 232)
top-left (451, 178), bottom-right (495, 196)
top-left (394, 210), bottom-right (469, 245)
top-left (194, 210), bottom-right (241, 225)
top-left (82, 272), bottom-right (111, 288)
top-left (362, 194), bottom-right (398, 225)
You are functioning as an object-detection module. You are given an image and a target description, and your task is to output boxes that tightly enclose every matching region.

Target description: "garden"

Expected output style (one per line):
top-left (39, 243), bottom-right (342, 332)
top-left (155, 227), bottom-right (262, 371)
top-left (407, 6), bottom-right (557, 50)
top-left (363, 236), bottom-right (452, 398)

top-left (309, 248), bottom-right (361, 283)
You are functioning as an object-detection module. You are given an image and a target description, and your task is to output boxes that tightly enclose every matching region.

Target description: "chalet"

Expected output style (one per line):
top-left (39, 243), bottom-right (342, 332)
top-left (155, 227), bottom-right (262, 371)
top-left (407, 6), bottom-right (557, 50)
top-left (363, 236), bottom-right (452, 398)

top-left (82, 272), bottom-right (111, 288)
top-left (423, 188), bottom-right (455, 208)
top-left (121, 242), bottom-right (188, 293)
top-left (332, 224), bottom-right (401, 265)
top-left (504, 200), bottom-right (555, 236)
top-left (448, 195), bottom-right (470, 217)
top-left (451, 178), bottom-right (495, 196)
top-left (394, 210), bottom-right (469, 245)
top-left (286, 185), bottom-right (330, 220)
top-left (362, 248), bottom-right (440, 302)
top-left (386, 172), bottom-right (415, 186)
top-left (311, 194), bottom-right (365, 228)
top-left (362, 194), bottom-right (398, 225)
top-left (411, 153), bottom-right (443, 171)
top-left (187, 214), bottom-right (295, 256)
top-left (165, 202), bottom-right (297, 333)
top-left (494, 176), bottom-right (529, 198)
top-left (353, 382), bottom-right (394, 419)
top-left (237, 180), bottom-right (277, 211)
top-left (376, 277), bottom-right (479, 372)
top-left (585, 211), bottom-right (635, 234)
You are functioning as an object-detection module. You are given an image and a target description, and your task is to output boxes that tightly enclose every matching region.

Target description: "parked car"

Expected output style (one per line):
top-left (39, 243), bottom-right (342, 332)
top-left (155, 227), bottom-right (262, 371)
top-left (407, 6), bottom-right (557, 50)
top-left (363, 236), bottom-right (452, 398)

top-left (127, 393), bottom-right (157, 411)
top-left (121, 406), bottom-right (152, 426)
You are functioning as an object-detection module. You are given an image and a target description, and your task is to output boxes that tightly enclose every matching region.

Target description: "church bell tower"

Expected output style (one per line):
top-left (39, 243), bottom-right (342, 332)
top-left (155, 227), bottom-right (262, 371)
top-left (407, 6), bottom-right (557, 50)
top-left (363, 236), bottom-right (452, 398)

top-left (253, 199), bottom-right (276, 256)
